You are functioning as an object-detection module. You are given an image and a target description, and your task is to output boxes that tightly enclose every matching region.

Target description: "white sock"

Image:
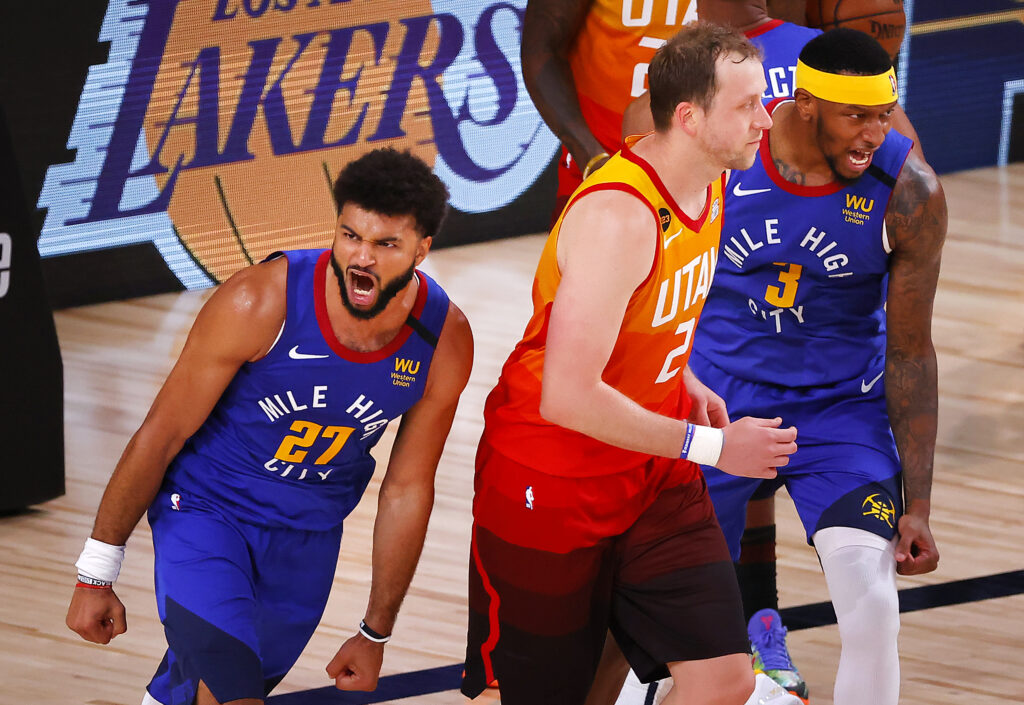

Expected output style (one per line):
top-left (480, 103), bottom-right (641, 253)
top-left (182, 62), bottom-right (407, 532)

top-left (815, 526), bottom-right (900, 705)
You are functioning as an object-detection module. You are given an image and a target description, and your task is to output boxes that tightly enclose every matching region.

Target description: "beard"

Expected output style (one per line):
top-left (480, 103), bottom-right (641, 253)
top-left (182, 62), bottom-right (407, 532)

top-left (817, 119), bottom-right (859, 184)
top-left (330, 252), bottom-right (416, 320)
top-left (724, 144), bottom-right (759, 172)
top-left (699, 128), bottom-right (760, 172)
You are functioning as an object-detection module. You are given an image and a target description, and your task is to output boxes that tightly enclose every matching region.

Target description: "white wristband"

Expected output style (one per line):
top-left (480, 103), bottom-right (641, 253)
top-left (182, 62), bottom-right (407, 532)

top-left (680, 423), bottom-right (724, 467)
top-left (358, 619), bottom-right (391, 643)
top-left (75, 537), bottom-right (126, 584)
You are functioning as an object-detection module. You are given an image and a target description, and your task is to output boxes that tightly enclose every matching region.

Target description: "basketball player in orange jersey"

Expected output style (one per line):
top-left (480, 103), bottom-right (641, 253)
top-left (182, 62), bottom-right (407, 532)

top-left (522, 0), bottom-right (699, 221)
top-left (462, 24), bottom-right (802, 705)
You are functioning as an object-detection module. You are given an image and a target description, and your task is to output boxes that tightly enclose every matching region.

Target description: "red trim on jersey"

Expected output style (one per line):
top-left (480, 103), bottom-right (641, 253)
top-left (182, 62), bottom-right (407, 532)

top-left (759, 99), bottom-right (845, 197)
top-left (562, 182), bottom-right (663, 289)
top-left (745, 18), bottom-right (783, 39)
top-left (564, 182), bottom-right (657, 223)
top-left (621, 140), bottom-right (712, 231)
top-left (471, 524), bottom-right (501, 686)
top-left (313, 250), bottom-right (427, 363)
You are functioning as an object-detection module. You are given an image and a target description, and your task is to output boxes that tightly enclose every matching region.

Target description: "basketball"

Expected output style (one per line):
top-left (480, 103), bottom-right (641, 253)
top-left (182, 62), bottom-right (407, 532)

top-left (806, 0), bottom-right (907, 60)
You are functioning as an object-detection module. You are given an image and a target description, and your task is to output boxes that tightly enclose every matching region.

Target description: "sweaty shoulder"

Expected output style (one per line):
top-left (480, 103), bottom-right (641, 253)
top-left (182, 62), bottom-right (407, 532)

top-left (557, 187), bottom-right (659, 289)
top-left (886, 150), bottom-right (946, 255)
top-left (423, 299), bottom-right (474, 402)
top-left (438, 299), bottom-right (473, 360)
top-left (560, 188), bottom-right (657, 250)
top-left (893, 149), bottom-right (939, 194)
top-left (205, 256), bottom-right (289, 362)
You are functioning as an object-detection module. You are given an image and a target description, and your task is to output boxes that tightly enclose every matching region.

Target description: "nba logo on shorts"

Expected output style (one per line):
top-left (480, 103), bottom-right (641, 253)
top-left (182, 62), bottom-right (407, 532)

top-left (525, 486), bottom-right (534, 510)
top-left (170, 493), bottom-right (181, 511)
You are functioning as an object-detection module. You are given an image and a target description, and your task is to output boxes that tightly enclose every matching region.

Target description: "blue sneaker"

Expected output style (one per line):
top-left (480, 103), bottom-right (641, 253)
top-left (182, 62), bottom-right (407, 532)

top-left (748, 608), bottom-right (809, 703)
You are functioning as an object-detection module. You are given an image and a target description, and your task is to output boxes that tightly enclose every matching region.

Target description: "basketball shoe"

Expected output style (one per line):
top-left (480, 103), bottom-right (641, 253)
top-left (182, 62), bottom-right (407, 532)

top-left (614, 671), bottom-right (799, 705)
top-left (748, 608), bottom-right (809, 703)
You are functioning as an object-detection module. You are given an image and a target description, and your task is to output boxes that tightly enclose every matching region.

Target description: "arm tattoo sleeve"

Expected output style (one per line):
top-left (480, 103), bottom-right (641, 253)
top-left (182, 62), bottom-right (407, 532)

top-left (884, 154), bottom-right (948, 506)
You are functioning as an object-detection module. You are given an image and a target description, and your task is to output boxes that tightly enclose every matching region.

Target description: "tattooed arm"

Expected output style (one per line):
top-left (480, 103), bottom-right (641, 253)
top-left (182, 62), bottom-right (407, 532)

top-left (884, 150), bottom-right (947, 575)
top-left (522, 0), bottom-right (607, 173)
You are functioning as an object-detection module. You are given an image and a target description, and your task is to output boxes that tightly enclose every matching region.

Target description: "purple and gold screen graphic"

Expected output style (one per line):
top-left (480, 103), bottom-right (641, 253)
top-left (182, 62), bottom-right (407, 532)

top-left (37, 0), bottom-right (558, 289)
top-left (30, 0), bottom-right (1024, 303)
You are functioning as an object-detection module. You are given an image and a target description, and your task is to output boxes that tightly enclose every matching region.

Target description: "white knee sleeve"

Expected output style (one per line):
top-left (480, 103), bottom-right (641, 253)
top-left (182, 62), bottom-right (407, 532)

top-left (814, 526), bottom-right (900, 705)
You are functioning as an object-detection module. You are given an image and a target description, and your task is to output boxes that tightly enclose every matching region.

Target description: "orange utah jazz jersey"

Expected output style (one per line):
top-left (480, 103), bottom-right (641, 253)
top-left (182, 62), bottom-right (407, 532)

top-left (568, 0), bottom-right (697, 158)
top-left (484, 136), bottom-right (724, 478)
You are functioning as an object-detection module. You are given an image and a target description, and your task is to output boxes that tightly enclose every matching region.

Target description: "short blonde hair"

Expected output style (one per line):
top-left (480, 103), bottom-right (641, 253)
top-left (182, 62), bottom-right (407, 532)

top-left (649, 22), bottom-right (763, 130)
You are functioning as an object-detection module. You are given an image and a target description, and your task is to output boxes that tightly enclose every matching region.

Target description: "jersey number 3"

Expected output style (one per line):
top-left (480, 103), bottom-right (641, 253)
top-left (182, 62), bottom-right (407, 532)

top-left (765, 263), bottom-right (803, 308)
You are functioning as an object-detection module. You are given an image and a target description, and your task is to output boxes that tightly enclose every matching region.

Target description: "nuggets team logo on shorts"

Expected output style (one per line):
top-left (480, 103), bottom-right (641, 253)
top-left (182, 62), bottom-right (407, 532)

top-left (861, 493), bottom-right (895, 527)
top-left (37, 0), bottom-right (558, 287)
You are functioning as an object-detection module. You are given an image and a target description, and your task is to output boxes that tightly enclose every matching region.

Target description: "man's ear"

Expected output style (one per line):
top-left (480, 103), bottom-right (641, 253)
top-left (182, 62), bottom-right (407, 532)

top-left (793, 88), bottom-right (817, 122)
top-left (673, 100), bottom-right (701, 136)
top-left (415, 236), bottom-right (432, 266)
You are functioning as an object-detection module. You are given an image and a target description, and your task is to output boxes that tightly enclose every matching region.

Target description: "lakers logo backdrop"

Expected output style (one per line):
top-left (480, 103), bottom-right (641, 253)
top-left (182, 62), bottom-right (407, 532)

top-left (36, 0), bottom-right (559, 291)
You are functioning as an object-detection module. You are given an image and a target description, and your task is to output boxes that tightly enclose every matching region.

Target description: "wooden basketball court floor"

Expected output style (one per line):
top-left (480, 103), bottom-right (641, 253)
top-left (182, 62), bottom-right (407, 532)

top-left (2, 164), bottom-right (1022, 705)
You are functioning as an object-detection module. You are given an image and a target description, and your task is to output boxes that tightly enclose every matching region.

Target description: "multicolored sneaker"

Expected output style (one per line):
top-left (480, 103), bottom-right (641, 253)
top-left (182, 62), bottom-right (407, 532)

top-left (749, 608), bottom-right (809, 703)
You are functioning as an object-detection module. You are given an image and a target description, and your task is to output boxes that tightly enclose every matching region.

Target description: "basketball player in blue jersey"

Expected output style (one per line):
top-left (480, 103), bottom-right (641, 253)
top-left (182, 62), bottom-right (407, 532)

top-left (65, 148), bottom-right (474, 705)
top-left (684, 29), bottom-right (945, 705)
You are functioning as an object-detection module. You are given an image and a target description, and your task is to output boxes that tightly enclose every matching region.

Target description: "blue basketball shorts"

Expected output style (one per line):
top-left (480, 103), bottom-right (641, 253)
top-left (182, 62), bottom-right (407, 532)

top-left (691, 355), bottom-right (904, 561)
top-left (144, 488), bottom-right (343, 705)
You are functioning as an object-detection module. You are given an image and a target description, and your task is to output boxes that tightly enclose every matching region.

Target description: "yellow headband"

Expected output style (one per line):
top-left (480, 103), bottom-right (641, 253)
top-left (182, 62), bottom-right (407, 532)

top-left (795, 60), bottom-right (899, 106)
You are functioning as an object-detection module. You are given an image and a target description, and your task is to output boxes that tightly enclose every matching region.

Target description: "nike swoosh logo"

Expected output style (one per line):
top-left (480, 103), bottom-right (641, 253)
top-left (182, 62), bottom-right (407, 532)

top-left (289, 345), bottom-right (330, 360)
top-left (663, 227), bottom-right (684, 249)
top-left (732, 183), bottom-right (771, 197)
top-left (861, 371), bottom-right (884, 393)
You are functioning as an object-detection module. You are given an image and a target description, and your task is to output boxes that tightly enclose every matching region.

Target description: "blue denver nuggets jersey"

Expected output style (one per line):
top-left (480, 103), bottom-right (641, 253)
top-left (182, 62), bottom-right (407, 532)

top-left (749, 20), bottom-right (821, 102)
top-left (691, 100), bottom-right (913, 387)
top-left (163, 249), bottom-right (449, 530)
